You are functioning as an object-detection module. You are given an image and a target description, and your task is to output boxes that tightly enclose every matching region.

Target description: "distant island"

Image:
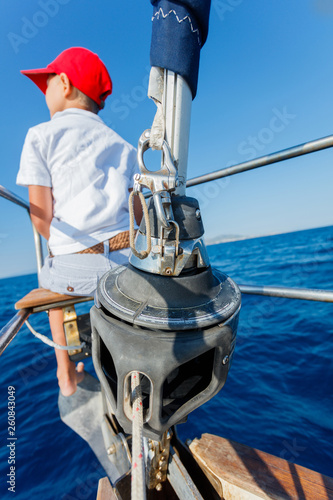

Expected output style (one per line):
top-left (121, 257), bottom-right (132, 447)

top-left (205, 224), bottom-right (333, 246)
top-left (205, 234), bottom-right (251, 245)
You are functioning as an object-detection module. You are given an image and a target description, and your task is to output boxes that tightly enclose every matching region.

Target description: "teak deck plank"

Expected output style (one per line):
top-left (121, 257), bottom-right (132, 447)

top-left (190, 433), bottom-right (333, 500)
top-left (15, 288), bottom-right (90, 310)
top-left (96, 477), bottom-right (118, 500)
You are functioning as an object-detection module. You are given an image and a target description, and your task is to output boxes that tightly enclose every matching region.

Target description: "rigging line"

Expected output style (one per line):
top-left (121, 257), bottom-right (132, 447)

top-left (129, 190), bottom-right (151, 259)
top-left (25, 319), bottom-right (86, 351)
top-left (131, 372), bottom-right (146, 500)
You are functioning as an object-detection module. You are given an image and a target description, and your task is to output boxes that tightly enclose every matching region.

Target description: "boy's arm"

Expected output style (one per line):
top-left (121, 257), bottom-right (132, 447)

top-left (28, 185), bottom-right (53, 240)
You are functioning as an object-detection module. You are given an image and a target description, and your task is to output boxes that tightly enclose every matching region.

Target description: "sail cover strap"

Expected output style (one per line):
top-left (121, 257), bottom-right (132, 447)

top-left (150, 0), bottom-right (211, 99)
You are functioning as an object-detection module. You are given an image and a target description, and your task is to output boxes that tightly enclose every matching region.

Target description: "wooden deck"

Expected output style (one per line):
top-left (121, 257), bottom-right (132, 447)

top-left (189, 434), bottom-right (333, 499)
top-left (96, 477), bottom-right (117, 500)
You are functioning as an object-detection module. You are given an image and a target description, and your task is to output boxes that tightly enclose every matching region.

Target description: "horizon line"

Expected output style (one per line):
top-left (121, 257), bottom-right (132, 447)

top-left (0, 224), bottom-right (332, 281)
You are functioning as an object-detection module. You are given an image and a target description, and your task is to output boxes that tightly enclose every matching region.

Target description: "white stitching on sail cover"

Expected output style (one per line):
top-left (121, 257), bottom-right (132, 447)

top-left (152, 8), bottom-right (201, 46)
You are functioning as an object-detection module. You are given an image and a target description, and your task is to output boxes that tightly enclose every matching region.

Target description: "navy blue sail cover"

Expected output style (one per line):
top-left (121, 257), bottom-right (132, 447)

top-left (150, 0), bottom-right (211, 98)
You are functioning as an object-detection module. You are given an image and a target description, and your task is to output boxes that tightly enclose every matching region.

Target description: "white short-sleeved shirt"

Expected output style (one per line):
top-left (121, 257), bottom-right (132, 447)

top-left (17, 108), bottom-right (139, 256)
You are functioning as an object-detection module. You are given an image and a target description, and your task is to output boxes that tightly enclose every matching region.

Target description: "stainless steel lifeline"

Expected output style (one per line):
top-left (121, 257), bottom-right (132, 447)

top-left (0, 185), bottom-right (43, 276)
top-left (186, 134), bottom-right (333, 187)
top-left (0, 309), bottom-right (31, 356)
top-left (239, 284), bottom-right (333, 303)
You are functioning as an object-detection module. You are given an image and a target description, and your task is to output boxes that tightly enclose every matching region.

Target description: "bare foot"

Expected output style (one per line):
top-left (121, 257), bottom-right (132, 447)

top-left (58, 361), bottom-right (85, 397)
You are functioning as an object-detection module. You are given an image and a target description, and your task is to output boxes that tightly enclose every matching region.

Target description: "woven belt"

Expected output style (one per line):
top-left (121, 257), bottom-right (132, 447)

top-left (49, 230), bottom-right (131, 258)
top-left (76, 230), bottom-right (131, 254)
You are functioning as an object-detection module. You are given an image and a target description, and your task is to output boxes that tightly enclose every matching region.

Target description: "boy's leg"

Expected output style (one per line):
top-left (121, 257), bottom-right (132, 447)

top-left (49, 307), bottom-right (84, 396)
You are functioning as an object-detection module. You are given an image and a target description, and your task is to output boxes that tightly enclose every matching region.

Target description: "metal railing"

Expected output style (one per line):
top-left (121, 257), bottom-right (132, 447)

top-left (186, 134), bottom-right (333, 187)
top-left (185, 134), bottom-right (333, 304)
top-left (0, 309), bottom-right (31, 356)
top-left (1, 133), bottom-right (333, 355)
top-left (0, 185), bottom-right (44, 276)
top-left (0, 185), bottom-right (30, 210)
top-left (239, 284), bottom-right (333, 303)
top-left (186, 134), bottom-right (333, 301)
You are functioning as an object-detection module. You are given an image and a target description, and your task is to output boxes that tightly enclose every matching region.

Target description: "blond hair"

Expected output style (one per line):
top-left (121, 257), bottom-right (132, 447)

top-left (74, 87), bottom-right (100, 114)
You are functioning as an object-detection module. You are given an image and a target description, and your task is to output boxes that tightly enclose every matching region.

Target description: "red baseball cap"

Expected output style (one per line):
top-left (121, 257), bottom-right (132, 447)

top-left (21, 47), bottom-right (112, 109)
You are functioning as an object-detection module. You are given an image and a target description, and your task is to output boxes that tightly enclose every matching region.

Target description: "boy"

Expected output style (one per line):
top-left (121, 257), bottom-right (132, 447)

top-left (17, 47), bottom-right (142, 396)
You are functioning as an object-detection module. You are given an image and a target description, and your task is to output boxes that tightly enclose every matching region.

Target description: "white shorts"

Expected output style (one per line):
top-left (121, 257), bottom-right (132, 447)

top-left (39, 246), bottom-right (130, 296)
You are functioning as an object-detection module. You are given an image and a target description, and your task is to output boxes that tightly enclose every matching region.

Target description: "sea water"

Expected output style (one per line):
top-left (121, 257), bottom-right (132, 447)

top-left (0, 226), bottom-right (332, 499)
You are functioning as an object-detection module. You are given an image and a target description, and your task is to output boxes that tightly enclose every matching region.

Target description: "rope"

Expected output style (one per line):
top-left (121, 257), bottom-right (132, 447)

top-left (131, 372), bottom-right (146, 500)
top-left (25, 320), bottom-right (86, 351)
top-left (129, 190), bottom-right (152, 259)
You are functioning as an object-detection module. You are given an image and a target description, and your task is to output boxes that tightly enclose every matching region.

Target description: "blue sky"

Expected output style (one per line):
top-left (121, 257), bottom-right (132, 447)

top-left (0, 0), bottom-right (333, 278)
